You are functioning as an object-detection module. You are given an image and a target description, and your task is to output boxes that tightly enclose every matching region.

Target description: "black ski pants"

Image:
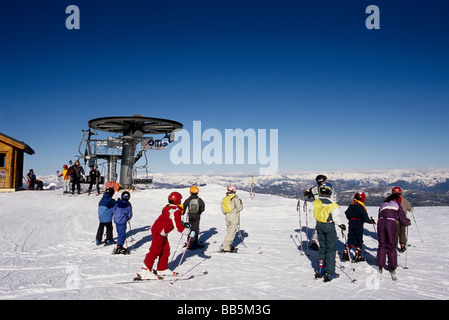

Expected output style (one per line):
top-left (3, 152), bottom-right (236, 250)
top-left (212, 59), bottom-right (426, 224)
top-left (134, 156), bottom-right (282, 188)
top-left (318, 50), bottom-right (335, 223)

top-left (96, 222), bottom-right (113, 242)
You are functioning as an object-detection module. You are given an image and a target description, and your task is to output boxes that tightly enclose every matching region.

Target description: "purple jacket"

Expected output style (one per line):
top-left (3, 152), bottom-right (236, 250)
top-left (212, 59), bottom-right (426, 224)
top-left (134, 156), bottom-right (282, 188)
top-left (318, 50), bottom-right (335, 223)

top-left (378, 200), bottom-right (410, 226)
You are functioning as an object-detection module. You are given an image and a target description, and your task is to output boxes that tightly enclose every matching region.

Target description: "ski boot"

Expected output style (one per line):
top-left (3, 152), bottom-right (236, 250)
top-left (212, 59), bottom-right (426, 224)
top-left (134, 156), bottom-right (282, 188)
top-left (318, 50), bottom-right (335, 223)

top-left (156, 269), bottom-right (177, 277)
top-left (315, 259), bottom-right (325, 279)
top-left (219, 246), bottom-right (237, 253)
top-left (135, 267), bottom-right (159, 280)
top-left (353, 247), bottom-right (366, 262)
top-left (323, 272), bottom-right (340, 282)
top-left (389, 268), bottom-right (398, 281)
top-left (112, 245), bottom-right (129, 255)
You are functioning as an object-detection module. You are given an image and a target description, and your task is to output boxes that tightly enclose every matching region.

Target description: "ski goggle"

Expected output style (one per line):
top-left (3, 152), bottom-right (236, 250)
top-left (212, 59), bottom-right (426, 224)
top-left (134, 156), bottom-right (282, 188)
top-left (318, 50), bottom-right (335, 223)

top-left (121, 194), bottom-right (131, 200)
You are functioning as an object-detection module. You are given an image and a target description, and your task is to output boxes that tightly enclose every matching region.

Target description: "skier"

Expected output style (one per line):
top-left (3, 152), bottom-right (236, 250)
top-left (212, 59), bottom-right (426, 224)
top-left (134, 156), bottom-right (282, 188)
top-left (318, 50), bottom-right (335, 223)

top-left (96, 187), bottom-right (117, 245)
top-left (303, 174), bottom-right (328, 200)
top-left (313, 183), bottom-right (345, 282)
top-left (343, 192), bottom-right (375, 262)
top-left (139, 192), bottom-right (191, 279)
top-left (70, 160), bottom-right (85, 195)
top-left (376, 193), bottom-right (411, 278)
top-left (392, 187), bottom-right (414, 252)
top-left (182, 186), bottom-right (206, 249)
top-left (303, 174), bottom-right (332, 250)
top-left (58, 165), bottom-right (71, 194)
top-left (220, 185), bottom-right (244, 253)
top-left (87, 165), bottom-right (101, 196)
top-left (112, 191), bottom-right (133, 254)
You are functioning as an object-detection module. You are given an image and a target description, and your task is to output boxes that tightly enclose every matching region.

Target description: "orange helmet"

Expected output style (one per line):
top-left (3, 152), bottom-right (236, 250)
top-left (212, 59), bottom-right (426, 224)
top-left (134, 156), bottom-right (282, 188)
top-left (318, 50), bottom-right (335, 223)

top-left (190, 186), bottom-right (199, 194)
top-left (168, 192), bottom-right (182, 205)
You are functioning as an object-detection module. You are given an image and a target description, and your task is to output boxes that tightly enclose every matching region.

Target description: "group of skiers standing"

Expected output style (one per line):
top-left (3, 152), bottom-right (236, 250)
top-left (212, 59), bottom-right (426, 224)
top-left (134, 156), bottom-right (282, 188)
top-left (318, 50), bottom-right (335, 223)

top-left (93, 173), bottom-right (413, 282)
top-left (304, 175), bottom-right (412, 282)
top-left (58, 161), bottom-right (101, 195)
top-left (95, 184), bottom-right (243, 280)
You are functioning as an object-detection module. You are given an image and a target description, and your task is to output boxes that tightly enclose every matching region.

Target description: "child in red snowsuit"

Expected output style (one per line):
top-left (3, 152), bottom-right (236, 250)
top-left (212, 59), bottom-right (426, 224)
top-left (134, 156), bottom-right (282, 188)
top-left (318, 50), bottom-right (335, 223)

top-left (139, 192), bottom-right (191, 279)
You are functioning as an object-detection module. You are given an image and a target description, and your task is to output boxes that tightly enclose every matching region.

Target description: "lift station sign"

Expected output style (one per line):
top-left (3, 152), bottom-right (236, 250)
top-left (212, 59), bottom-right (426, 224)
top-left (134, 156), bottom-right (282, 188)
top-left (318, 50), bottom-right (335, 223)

top-left (141, 138), bottom-right (168, 150)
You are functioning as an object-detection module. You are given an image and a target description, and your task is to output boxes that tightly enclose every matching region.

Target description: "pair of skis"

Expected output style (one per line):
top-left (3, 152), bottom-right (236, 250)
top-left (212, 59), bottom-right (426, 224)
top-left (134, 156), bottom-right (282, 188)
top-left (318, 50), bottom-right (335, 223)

top-left (117, 270), bottom-right (208, 284)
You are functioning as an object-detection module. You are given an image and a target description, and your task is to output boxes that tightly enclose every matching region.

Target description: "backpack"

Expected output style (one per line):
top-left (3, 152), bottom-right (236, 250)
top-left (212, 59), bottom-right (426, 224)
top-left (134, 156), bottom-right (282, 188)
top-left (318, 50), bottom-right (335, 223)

top-left (222, 195), bottom-right (236, 213)
top-left (313, 199), bottom-right (339, 223)
top-left (189, 198), bottom-right (200, 214)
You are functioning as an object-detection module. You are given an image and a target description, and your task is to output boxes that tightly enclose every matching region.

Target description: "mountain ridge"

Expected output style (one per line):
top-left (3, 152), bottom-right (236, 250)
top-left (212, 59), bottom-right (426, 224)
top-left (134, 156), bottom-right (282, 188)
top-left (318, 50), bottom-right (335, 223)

top-left (40, 168), bottom-right (449, 206)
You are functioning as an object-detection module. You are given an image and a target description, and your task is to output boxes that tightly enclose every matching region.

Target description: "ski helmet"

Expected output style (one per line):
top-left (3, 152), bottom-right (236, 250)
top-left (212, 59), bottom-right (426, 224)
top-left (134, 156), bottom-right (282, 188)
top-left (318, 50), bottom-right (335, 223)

top-left (121, 191), bottom-right (131, 201)
top-left (315, 175), bottom-right (327, 185)
top-left (190, 186), bottom-right (199, 194)
top-left (354, 192), bottom-right (366, 203)
top-left (392, 186), bottom-right (402, 194)
top-left (319, 183), bottom-right (333, 196)
top-left (168, 191), bottom-right (182, 205)
top-left (226, 185), bottom-right (237, 194)
top-left (63, 164), bottom-right (68, 169)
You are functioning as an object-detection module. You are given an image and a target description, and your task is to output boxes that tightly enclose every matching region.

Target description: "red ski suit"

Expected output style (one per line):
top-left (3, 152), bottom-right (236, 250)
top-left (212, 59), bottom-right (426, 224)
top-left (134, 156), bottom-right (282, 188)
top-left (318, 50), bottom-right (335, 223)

top-left (144, 204), bottom-right (186, 271)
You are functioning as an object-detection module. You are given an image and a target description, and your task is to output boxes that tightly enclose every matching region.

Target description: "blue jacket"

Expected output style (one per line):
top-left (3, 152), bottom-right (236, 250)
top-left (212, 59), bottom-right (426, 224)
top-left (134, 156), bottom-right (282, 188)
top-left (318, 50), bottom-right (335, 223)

top-left (113, 199), bottom-right (133, 225)
top-left (98, 193), bottom-right (117, 223)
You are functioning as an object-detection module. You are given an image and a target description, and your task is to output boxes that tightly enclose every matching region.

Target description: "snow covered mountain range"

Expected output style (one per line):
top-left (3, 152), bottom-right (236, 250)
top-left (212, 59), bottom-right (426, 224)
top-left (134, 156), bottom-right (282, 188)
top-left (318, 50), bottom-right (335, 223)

top-left (41, 168), bottom-right (449, 206)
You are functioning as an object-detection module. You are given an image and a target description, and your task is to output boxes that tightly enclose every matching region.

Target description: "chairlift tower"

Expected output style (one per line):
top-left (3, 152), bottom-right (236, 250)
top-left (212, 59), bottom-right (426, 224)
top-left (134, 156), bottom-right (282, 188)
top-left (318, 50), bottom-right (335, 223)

top-left (85, 115), bottom-right (183, 189)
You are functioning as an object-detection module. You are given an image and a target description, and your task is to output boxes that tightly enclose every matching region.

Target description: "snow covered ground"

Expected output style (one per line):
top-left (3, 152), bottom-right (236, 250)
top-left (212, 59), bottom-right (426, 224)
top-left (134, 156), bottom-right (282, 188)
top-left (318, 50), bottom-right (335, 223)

top-left (1, 184), bottom-right (448, 300)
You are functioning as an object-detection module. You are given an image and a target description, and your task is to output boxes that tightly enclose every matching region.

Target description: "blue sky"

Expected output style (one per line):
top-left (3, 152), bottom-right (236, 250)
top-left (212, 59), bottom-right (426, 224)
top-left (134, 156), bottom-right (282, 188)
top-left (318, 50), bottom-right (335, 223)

top-left (1, 0), bottom-right (448, 176)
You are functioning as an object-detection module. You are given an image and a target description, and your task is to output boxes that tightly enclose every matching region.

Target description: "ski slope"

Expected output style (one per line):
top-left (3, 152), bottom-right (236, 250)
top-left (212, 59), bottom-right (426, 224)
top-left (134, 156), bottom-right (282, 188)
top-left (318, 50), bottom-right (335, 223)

top-left (0, 184), bottom-right (448, 300)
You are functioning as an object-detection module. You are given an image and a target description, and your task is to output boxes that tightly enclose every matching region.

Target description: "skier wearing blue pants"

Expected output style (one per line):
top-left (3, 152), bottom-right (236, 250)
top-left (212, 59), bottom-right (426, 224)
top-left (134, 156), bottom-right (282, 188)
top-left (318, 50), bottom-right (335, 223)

top-left (112, 191), bottom-right (133, 254)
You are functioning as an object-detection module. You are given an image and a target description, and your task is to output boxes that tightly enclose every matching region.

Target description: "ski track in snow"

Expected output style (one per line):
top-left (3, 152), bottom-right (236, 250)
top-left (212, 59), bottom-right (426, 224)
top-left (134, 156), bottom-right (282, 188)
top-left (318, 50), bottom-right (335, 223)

top-left (1, 184), bottom-right (449, 300)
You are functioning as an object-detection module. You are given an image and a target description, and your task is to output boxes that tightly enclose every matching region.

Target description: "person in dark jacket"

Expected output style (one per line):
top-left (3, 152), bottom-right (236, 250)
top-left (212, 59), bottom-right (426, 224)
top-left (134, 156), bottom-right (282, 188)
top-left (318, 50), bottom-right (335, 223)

top-left (182, 186), bottom-right (206, 249)
top-left (112, 191), bottom-right (133, 254)
top-left (96, 188), bottom-right (117, 245)
top-left (71, 160), bottom-right (85, 195)
top-left (87, 165), bottom-right (101, 196)
top-left (376, 193), bottom-right (411, 277)
top-left (344, 192), bottom-right (375, 262)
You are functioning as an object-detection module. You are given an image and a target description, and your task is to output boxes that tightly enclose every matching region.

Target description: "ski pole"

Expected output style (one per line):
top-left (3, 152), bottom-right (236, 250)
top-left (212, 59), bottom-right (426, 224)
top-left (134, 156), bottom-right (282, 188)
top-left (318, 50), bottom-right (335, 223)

top-left (169, 233), bottom-right (185, 264)
top-left (370, 216), bottom-right (378, 243)
top-left (171, 231), bottom-right (195, 284)
top-left (410, 209), bottom-right (423, 242)
top-left (342, 229), bottom-right (356, 283)
top-left (297, 200), bottom-right (303, 254)
top-left (127, 220), bottom-right (135, 249)
top-left (237, 212), bottom-right (247, 248)
top-left (403, 226), bottom-right (409, 269)
top-left (304, 201), bottom-right (310, 256)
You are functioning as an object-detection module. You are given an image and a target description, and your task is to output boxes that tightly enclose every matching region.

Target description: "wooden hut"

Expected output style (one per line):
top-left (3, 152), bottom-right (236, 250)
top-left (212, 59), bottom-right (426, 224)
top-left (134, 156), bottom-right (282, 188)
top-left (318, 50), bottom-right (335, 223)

top-left (0, 132), bottom-right (35, 192)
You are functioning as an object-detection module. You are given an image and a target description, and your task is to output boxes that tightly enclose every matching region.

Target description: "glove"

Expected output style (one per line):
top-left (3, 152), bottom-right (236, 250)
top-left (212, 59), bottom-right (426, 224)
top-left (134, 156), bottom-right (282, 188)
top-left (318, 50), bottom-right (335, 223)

top-left (339, 224), bottom-right (346, 231)
top-left (189, 230), bottom-right (196, 238)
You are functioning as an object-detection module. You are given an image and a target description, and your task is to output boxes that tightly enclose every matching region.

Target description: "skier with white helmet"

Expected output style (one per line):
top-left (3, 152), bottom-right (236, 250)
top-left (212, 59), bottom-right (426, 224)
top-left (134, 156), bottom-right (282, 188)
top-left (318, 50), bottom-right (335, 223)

top-left (303, 174), bottom-right (333, 250)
